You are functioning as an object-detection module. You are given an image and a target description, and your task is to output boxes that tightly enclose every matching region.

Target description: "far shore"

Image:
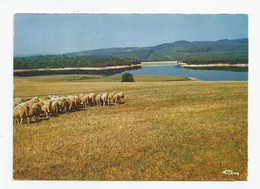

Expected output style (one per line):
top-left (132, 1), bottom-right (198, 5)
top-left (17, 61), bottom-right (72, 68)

top-left (141, 61), bottom-right (178, 64)
top-left (142, 61), bottom-right (248, 67)
top-left (13, 64), bottom-right (141, 73)
top-left (179, 62), bottom-right (248, 68)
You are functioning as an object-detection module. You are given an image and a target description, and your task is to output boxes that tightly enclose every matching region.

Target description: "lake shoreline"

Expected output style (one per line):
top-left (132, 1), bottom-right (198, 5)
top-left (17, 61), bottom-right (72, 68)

top-left (179, 62), bottom-right (248, 67)
top-left (141, 61), bottom-right (178, 65)
top-left (13, 64), bottom-right (141, 73)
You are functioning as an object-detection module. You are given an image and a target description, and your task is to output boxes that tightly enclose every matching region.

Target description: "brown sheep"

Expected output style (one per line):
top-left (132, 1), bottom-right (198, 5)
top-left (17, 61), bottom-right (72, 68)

top-left (28, 104), bottom-right (41, 123)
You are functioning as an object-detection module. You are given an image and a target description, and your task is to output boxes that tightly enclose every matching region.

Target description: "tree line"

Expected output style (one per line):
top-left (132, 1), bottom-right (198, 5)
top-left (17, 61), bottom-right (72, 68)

top-left (14, 55), bottom-right (141, 70)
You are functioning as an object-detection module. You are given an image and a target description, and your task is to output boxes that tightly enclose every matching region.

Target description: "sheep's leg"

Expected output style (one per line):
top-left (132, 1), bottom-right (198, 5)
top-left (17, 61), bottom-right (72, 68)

top-left (27, 117), bottom-right (30, 124)
top-left (20, 118), bottom-right (23, 125)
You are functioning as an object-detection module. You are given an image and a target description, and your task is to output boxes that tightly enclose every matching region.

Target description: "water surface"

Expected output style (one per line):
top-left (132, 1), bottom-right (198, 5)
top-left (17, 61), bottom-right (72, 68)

top-left (117, 64), bottom-right (248, 81)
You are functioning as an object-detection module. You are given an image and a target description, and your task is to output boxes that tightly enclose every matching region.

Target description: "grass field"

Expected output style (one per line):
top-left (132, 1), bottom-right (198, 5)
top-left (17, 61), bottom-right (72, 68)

top-left (13, 75), bottom-right (248, 180)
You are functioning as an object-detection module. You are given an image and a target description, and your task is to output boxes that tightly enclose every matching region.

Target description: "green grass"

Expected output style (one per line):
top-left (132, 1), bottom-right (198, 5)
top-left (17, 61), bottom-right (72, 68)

top-left (13, 75), bottom-right (192, 86)
top-left (13, 75), bottom-right (247, 180)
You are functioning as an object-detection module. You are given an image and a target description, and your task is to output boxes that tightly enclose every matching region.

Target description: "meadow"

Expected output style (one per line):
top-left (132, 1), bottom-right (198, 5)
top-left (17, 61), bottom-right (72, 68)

top-left (13, 75), bottom-right (248, 180)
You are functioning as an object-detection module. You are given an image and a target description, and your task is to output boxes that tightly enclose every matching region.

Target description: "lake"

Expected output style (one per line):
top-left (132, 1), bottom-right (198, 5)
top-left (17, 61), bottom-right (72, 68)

top-left (116, 63), bottom-right (248, 81)
top-left (13, 63), bottom-right (248, 81)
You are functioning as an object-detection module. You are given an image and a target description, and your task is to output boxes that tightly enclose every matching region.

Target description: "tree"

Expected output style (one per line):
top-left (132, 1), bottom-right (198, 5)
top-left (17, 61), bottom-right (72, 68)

top-left (121, 73), bottom-right (135, 82)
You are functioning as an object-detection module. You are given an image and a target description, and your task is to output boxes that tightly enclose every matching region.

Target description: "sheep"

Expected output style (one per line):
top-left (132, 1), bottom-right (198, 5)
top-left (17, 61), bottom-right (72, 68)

top-left (49, 95), bottom-right (59, 98)
top-left (108, 92), bottom-right (115, 104)
top-left (39, 96), bottom-right (50, 102)
top-left (89, 93), bottom-right (96, 106)
top-left (41, 100), bottom-right (52, 118)
top-left (14, 97), bottom-right (22, 102)
top-left (13, 99), bottom-right (23, 108)
top-left (95, 94), bottom-right (102, 106)
top-left (22, 97), bottom-right (31, 102)
top-left (58, 99), bottom-right (69, 113)
top-left (74, 96), bottom-right (81, 110)
top-left (14, 91), bottom-right (125, 125)
top-left (30, 97), bottom-right (39, 103)
top-left (43, 99), bottom-right (52, 106)
top-left (101, 92), bottom-right (109, 106)
top-left (28, 104), bottom-right (41, 123)
top-left (68, 96), bottom-right (80, 111)
top-left (15, 101), bottom-right (30, 108)
top-left (67, 98), bottom-right (76, 112)
top-left (113, 93), bottom-right (121, 104)
top-left (78, 93), bottom-right (84, 98)
top-left (13, 97), bottom-right (31, 108)
top-left (28, 100), bottom-right (38, 107)
top-left (51, 100), bottom-right (60, 115)
top-left (13, 105), bottom-right (29, 125)
top-left (79, 94), bottom-right (90, 107)
top-left (37, 101), bottom-right (44, 109)
top-left (118, 92), bottom-right (125, 100)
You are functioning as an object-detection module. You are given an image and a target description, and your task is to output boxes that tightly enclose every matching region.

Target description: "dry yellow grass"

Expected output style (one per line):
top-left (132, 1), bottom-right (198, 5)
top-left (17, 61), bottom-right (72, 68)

top-left (13, 75), bottom-right (247, 180)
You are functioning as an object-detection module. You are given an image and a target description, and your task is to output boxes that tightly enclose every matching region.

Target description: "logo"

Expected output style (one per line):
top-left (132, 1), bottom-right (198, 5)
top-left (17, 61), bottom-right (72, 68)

top-left (223, 169), bottom-right (239, 176)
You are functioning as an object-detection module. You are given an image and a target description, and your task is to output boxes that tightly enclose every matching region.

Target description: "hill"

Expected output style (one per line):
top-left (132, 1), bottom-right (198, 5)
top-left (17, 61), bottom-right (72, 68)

top-left (14, 39), bottom-right (248, 70)
top-left (66, 38), bottom-right (248, 64)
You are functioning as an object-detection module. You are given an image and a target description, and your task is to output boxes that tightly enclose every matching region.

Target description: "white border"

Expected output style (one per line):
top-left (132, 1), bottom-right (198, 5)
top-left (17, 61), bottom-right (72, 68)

top-left (1, 0), bottom-right (260, 189)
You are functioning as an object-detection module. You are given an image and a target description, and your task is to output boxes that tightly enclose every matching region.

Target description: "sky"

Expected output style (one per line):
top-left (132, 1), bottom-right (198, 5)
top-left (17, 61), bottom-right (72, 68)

top-left (14, 14), bottom-right (248, 57)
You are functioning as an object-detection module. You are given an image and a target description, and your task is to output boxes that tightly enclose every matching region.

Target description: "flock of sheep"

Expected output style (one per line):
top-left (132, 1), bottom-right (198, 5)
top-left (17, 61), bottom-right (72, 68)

top-left (13, 92), bottom-right (125, 125)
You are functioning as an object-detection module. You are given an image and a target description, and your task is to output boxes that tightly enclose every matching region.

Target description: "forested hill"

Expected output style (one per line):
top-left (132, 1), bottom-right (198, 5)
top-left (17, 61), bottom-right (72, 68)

top-left (14, 38), bottom-right (248, 69)
top-left (66, 38), bottom-right (248, 64)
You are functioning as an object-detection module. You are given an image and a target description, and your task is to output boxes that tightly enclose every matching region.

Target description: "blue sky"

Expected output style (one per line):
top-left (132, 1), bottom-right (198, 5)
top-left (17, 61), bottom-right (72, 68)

top-left (14, 14), bottom-right (248, 57)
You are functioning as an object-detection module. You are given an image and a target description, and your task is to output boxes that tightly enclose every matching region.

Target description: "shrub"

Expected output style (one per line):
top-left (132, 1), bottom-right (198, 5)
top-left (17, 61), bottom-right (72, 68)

top-left (122, 73), bottom-right (135, 82)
